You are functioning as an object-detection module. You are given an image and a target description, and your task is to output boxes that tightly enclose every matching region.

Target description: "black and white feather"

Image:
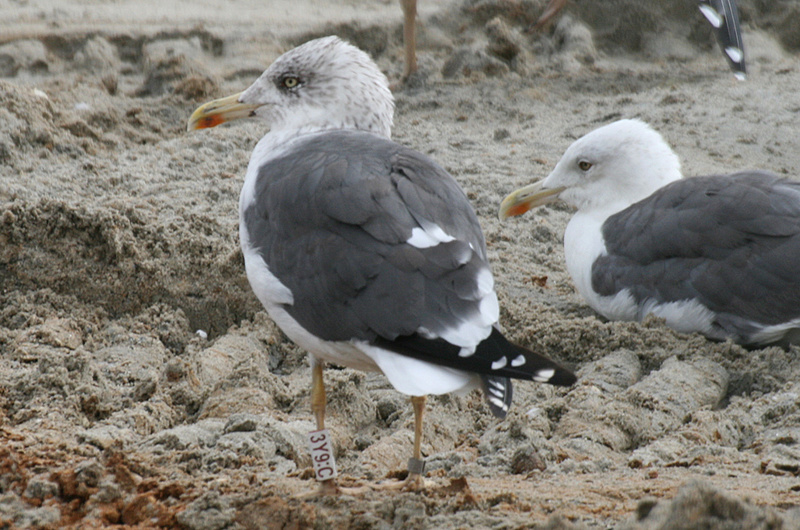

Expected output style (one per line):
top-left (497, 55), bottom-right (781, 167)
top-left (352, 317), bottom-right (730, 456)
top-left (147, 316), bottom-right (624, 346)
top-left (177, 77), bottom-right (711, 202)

top-left (698, 0), bottom-right (746, 79)
top-left (225, 37), bottom-right (575, 418)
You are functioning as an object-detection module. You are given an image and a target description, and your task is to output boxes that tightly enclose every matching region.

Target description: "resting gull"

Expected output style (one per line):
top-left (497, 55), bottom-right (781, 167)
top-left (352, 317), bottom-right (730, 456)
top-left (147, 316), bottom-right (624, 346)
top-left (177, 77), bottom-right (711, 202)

top-left (499, 119), bottom-right (800, 347)
top-left (187, 36), bottom-right (576, 493)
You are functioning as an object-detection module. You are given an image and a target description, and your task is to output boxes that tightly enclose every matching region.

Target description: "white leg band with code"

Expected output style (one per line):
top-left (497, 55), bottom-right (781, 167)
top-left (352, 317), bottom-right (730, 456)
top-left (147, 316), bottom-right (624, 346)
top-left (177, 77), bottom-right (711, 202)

top-left (307, 429), bottom-right (337, 481)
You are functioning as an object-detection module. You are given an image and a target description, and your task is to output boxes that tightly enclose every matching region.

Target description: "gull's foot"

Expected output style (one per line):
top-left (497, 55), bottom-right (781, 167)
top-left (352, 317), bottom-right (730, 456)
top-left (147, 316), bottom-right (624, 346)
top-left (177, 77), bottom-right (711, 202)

top-left (374, 472), bottom-right (431, 492)
top-left (401, 472), bottom-right (427, 492)
top-left (298, 478), bottom-right (370, 498)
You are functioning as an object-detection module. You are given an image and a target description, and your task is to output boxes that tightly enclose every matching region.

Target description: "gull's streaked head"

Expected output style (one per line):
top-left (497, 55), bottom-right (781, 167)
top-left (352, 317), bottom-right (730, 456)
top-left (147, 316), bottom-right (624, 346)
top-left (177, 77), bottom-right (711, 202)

top-left (188, 36), bottom-right (394, 138)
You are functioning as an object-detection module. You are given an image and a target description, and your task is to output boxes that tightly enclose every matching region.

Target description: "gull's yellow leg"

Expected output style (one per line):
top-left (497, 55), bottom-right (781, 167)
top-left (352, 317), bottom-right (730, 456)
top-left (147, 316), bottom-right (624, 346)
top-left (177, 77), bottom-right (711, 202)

top-left (311, 361), bottom-right (326, 430)
top-left (310, 361), bottom-right (339, 495)
top-left (405, 395), bottom-right (427, 489)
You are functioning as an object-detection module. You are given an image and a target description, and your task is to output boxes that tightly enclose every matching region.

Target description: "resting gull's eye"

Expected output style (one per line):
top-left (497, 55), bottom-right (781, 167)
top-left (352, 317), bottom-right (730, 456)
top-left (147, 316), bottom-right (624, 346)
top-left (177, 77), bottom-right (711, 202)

top-left (578, 160), bottom-right (592, 171)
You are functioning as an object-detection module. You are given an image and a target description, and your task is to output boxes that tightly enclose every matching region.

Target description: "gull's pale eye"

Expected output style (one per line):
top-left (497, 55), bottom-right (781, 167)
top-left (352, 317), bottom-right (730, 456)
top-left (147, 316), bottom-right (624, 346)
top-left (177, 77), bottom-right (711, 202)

top-left (578, 160), bottom-right (592, 171)
top-left (282, 76), bottom-right (300, 89)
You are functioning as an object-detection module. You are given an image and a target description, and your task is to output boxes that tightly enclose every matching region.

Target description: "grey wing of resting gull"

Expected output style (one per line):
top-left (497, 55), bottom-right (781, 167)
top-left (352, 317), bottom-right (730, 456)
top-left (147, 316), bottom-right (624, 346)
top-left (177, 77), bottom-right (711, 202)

top-left (500, 119), bottom-right (800, 348)
top-left (188, 36), bottom-right (575, 494)
top-left (596, 172), bottom-right (800, 346)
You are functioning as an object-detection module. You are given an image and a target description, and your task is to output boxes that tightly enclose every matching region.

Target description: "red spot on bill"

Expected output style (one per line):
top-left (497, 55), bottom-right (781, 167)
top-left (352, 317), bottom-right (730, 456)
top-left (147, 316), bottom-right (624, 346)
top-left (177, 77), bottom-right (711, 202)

top-left (197, 115), bottom-right (225, 129)
top-left (505, 202), bottom-right (531, 218)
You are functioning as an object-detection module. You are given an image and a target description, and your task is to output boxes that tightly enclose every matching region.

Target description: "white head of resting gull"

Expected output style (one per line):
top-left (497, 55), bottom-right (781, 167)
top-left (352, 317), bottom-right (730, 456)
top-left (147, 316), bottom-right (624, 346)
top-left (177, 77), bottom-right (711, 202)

top-left (500, 119), bottom-right (800, 348)
top-left (187, 36), bottom-right (576, 493)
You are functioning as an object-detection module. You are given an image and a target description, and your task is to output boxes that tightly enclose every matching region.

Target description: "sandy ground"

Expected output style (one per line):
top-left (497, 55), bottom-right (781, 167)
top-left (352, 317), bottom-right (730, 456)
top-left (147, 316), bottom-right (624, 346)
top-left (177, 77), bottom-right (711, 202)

top-left (2, 0), bottom-right (800, 528)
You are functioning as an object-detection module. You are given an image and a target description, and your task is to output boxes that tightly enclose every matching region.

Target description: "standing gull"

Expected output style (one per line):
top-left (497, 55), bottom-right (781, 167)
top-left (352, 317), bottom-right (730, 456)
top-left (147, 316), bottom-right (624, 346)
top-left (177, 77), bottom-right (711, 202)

top-left (499, 119), bottom-right (800, 347)
top-left (188, 36), bottom-right (576, 494)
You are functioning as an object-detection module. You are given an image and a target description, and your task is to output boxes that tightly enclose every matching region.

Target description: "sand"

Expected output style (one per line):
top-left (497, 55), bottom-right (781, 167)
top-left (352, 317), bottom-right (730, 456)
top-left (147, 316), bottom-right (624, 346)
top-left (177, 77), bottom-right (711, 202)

top-left (2, 0), bottom-right (800, 528)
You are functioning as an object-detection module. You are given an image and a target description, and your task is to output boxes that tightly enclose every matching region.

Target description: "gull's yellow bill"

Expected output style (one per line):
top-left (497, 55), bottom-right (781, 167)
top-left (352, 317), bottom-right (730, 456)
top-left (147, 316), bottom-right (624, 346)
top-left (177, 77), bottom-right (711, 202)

top-left (498, 180), bottom-right (565, 220)
top-left (187, 92), bottom-right (260, 131)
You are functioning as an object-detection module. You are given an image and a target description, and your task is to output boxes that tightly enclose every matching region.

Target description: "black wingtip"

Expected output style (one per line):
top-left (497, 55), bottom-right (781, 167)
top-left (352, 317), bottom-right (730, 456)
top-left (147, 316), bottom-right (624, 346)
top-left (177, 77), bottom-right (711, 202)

top-left (699, 0), bottom-right (746, 78)
top-left (547, 368), bottom-right (578, 387)
top-left (372, 328), bottom-right (578, 394)
top-left (525, 356), bottom-right (577, 387)
top-left (502, 333), bottom-right (577, 387)
top-left (480, 374), bottom-right (513, 418)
